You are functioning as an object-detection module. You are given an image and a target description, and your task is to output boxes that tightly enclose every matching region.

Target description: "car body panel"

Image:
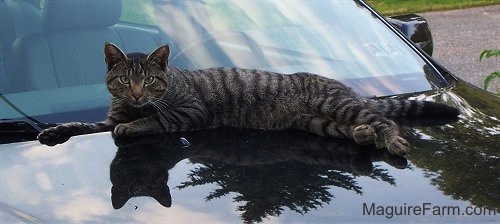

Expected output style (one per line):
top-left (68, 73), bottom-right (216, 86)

top-left (1, 80), bottom-right (498, 223)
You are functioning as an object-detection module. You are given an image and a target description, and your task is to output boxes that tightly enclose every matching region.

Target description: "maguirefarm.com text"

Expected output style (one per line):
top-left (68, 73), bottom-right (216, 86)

top-left (363, 203), bottom-right (497, 219)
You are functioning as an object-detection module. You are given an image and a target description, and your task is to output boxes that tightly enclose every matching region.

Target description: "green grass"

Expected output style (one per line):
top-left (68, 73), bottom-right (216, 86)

top-left (365, 0), bottom-right (500, 15)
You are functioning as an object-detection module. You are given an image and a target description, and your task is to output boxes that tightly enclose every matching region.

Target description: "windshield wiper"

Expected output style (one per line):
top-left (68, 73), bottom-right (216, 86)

top-left (0, 119), bottom-right (44, 133)
top-left (0, 117), bottom-right (59, 145)
top-left (0, 92), bottom-right (51, 131)
top-left (0, 119), bottom-right (42, 144)
top-left (0, 119), bottom-right (58, 144)
top-left (0, 91), bottom-right (46, 143)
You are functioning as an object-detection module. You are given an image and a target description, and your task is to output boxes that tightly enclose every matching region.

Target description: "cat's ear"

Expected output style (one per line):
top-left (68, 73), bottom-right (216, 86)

top-left (153, 186), bottom-right (172, 207)
top-left (146, 45), bottom-right (170, 71)
top-left (111, 186), bottom-right (131, 209)
top-left (104, 42), bottom-right (128, 72)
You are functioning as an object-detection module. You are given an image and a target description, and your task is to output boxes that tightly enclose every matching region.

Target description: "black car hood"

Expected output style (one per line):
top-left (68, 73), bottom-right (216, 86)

top-left (0, 80), bottom-right (498, 223)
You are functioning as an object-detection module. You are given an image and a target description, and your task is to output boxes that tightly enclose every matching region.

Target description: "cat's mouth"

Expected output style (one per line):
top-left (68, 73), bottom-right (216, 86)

top-left (129, 98), bottom-right (149, 107)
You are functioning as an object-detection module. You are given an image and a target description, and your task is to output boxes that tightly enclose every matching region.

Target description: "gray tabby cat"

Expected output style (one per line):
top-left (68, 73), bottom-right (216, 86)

top-left (38, 43), bottom-right (460, 156)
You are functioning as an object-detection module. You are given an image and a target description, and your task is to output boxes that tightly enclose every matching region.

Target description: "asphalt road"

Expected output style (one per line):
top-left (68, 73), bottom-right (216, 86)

top-left (419, 5), bottom-right (499, 93)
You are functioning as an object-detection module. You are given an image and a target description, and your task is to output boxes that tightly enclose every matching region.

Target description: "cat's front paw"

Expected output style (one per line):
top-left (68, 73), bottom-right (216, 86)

top-left (38, 125), bottom-right (72, 146)
top-left (114, 123), bottom-right (140, 137)
top-left (386, 136), bottom-right (410, 156)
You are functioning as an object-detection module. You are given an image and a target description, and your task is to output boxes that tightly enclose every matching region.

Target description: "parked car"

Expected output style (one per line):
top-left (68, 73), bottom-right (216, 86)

top-left (0, 0), bottom-right (498, 223)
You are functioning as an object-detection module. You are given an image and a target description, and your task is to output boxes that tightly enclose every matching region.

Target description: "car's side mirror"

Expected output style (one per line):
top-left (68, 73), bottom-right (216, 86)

top-left (387, 14), bottom-right (433, 56)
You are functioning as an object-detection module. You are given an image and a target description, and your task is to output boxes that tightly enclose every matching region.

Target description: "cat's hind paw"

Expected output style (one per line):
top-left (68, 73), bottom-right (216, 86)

top-left (386, 136), bottom-right (410, 156)
top-left (353, 125), bottom-right (376, 145)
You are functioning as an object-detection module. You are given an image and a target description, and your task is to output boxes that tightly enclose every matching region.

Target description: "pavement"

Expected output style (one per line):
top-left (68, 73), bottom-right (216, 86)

top-left (419, 5), bottom-right (499, 93)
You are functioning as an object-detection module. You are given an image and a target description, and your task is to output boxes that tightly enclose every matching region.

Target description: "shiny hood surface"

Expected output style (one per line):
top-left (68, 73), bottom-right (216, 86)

top-left (0, 81), bottom-right (498, 223)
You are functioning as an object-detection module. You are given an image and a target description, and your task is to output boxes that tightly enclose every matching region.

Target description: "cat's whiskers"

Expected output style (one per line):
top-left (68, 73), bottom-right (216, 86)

top-left (149, 102), bottom-right (169, 119)
top-left (154, 99), bottom-right (173, 110)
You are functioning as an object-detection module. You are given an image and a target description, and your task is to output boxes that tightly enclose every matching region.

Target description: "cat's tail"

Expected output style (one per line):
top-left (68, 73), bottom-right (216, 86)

top-left (365, 99), bottom-right (460, 117)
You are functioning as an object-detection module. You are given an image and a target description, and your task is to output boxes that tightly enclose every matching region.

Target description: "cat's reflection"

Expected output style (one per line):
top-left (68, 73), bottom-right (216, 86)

top-left (110, 134), bottom-right (189, 209)
top-left (110, 128), bottom-right (407, 220)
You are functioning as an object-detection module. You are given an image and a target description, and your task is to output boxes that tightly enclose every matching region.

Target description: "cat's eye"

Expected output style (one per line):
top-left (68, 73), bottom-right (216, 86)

top-left (145, 76), bottom-right (156, 84)
top-left (118, 76), bottom-right (130, 85)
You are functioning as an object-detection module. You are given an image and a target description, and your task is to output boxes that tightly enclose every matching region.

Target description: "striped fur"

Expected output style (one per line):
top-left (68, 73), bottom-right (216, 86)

top-left (38, 43), bottom-right (460, 156)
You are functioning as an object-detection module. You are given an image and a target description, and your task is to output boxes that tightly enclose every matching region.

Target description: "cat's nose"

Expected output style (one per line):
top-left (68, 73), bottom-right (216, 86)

top-left (132, 93), bottom-right (142, 101)
top-left (131, 86), bottom-right (143, 101)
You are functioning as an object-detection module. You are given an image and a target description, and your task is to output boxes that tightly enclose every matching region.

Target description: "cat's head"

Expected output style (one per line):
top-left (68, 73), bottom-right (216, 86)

top-left (104, 43), bottom-right (170, 107)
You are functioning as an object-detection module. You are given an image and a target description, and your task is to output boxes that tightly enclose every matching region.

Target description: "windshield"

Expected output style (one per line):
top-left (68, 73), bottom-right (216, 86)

top-left (0, 0), bottom-right (447, 124)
